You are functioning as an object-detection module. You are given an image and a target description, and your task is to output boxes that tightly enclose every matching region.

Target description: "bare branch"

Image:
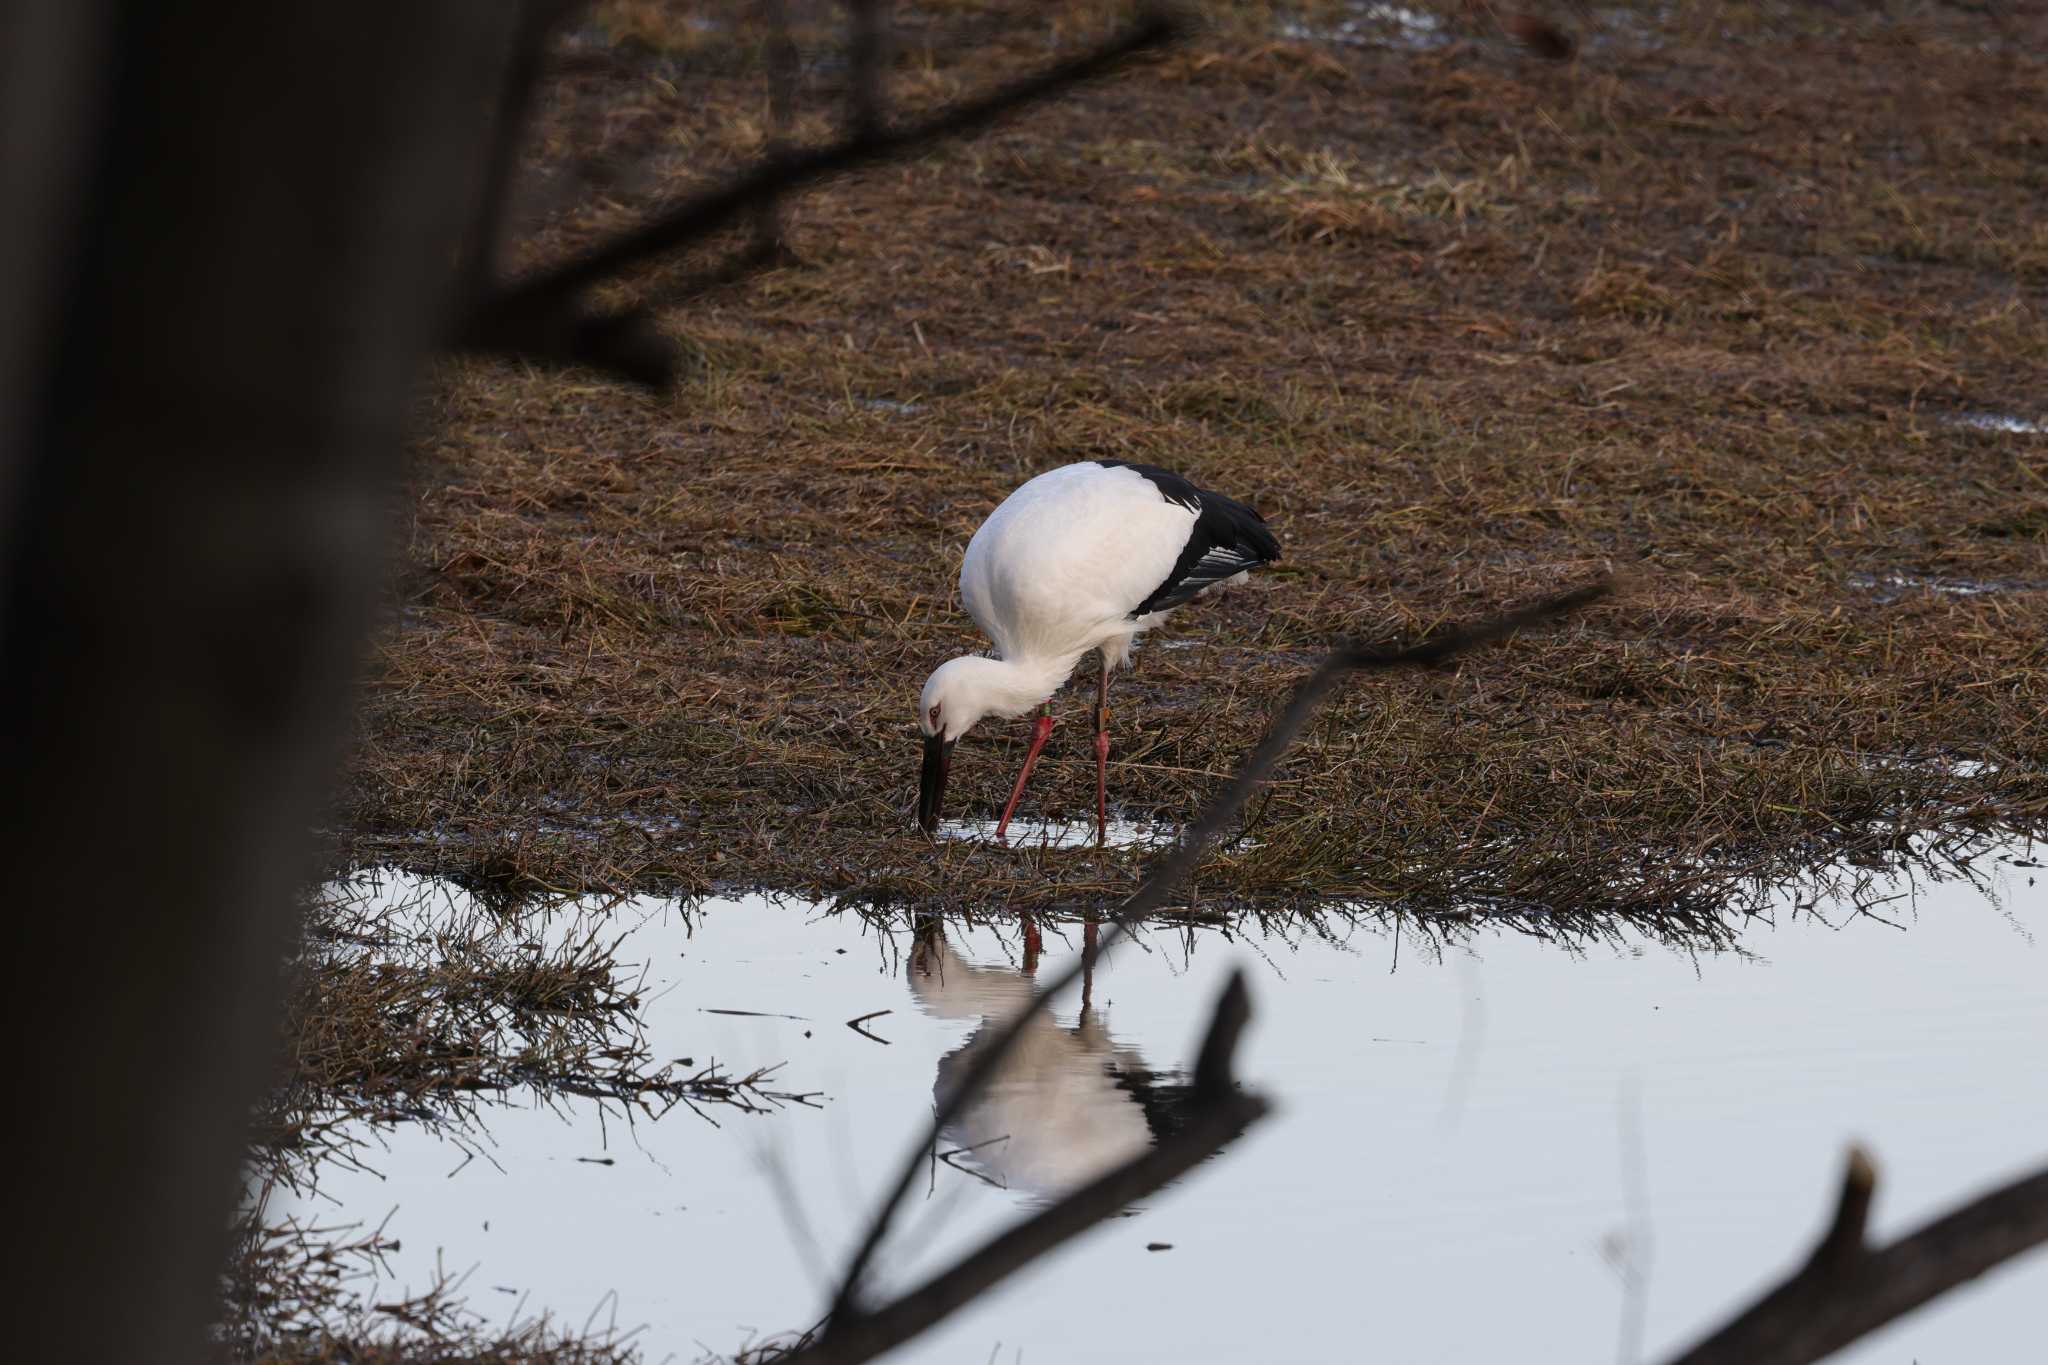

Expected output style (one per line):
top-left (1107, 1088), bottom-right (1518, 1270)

top-left (1664, 1146), bottom-right (2048, 1365)
top-left (531, 8), bottom-right (1175, 298)
top-left (463, 1), bottom-right (587, 298)
top-left (458, 234), bottom-right (792, 385)
top-left (1809, 1144), bottom-right (1876, 1274)
top-left (454, 9), bottom-right (1183, 383)
top-left (785, 972), bottom-right (1267, 1365)
top-left (824, 578), bottom-right (1613, 1325)
top-left (648, 235), bottom-right (789, 309)
top-left (456, 298), bottom-right (676, 387)
top-left (847, 0), bottom-right (886, 138)
top-left (1192, 960), bottom-right (1253, 1098)
top-left (755, 0), bottom-right (798, 257)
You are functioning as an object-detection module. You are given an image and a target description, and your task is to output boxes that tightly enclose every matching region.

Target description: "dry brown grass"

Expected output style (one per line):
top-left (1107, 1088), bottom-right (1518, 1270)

top-left (327, 0), bottom-right (2048, 930)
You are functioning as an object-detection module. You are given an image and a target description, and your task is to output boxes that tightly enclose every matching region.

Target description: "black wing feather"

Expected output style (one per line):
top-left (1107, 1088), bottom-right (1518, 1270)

top-left (1095, 460), bottom-right (1281, 617)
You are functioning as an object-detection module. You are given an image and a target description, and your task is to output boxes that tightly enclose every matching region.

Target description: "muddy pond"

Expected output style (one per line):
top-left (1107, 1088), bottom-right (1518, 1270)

top-left (283, 845), bottom-right (2048, 1361)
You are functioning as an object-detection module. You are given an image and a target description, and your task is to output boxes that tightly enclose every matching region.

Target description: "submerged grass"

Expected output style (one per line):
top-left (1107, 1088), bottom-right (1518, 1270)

top-left (251, 872), bottom-right (810, 1188)
top-left (228, 873), bottom-right (815, 1362)
top-left (223, 1210), bottom-right (644, 1365)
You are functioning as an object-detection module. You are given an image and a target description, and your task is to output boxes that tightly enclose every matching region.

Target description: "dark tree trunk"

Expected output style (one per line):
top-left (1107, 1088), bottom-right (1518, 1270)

top-left (0, 5), bottom-right (516, 1359)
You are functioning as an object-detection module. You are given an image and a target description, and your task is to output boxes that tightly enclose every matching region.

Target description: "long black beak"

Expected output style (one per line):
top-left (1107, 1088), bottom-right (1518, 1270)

top-left (918, 734), bottom-right (955, 834)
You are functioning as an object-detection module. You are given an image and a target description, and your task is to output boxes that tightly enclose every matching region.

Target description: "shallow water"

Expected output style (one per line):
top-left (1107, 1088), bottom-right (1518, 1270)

top-left (1276, 2), bottom-right (1448, 51)
top-left (1949, 412), bottom-right (2047, 435)
top-left (284, 857), bottom-right (2048, 1361)
top-left (854, 397), bottom-right (926, 416)
top-left (933, 814), bottom-right (1177, 850)
top-left (1847, 570), bottom-right (2048, 601)
top-left (1849, 571), bottom-right (2004, 598)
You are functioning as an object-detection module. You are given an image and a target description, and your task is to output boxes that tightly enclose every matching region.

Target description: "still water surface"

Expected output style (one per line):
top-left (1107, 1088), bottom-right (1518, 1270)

top-left (288, 853), bottom-right (2048, 1361)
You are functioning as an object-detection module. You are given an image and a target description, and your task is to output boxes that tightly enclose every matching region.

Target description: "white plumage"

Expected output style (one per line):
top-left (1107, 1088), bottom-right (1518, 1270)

top-left (908, 922), bottom-right (1187, 1195)
top-left (916, 459), bottom-right (1280, 841)
top-left (963, 461), bottom-right (1207, 670)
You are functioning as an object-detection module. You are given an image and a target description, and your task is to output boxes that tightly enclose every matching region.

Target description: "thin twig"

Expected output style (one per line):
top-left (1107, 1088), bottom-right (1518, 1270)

top-left (847, 0), bottom-right (886, 138)
top-left (846, 1009), bottom-right (892, 1044)
top-left (456, 302), bottom-right (676, 386)
top-left (756, 0), bottom-right (797, 256)
top-left (644, 235), bottom-right (787, 311)
top-left (463, 0), bottom-right (587, 298)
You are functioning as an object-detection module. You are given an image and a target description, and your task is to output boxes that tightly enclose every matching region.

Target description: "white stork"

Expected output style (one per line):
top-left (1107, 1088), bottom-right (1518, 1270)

top-left (916, 459), bottom-right (1281, 844)
top-left (907, 918), bottom-right (1194, 1196)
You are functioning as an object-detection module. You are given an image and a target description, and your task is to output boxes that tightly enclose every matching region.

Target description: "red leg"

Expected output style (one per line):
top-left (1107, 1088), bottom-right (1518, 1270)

top-left (1022, 912), bottom-right (1042, 974)
top-left (1094, 728), bottom-right (1109, 846)
top-left (1080, 919), bottom-right (1100, 1012)
top-left (993, 713), bottom-right (1055, 842)
top-left (1094, 658), bottom-right (1111, 847)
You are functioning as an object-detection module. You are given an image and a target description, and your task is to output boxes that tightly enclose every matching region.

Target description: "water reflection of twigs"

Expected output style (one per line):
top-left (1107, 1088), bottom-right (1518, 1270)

top-left (845, 1010), bottom-right (893, 1044)
top-left (938, 1137), bottom-right (1014, 1192)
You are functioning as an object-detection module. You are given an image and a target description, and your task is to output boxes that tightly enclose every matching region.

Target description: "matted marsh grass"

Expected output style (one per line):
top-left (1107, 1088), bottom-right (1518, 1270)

top-left (334, 0), bottom-right (2048, 926)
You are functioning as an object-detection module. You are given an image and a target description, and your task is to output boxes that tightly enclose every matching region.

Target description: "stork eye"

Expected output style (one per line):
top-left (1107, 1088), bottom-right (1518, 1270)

top-left (927, 704), bottom-right (941, 728)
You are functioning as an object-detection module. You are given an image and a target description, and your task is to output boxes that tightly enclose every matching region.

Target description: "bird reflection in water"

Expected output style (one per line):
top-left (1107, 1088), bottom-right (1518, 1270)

top-left (906, 914), bottom-right (1200, 1200)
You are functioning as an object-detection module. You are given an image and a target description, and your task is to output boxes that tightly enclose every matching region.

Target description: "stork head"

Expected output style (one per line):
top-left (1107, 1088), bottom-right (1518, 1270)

top-left (917, 655), bottom-right (1067, 834)
top-left (916, 657), bottom-right (984, 833)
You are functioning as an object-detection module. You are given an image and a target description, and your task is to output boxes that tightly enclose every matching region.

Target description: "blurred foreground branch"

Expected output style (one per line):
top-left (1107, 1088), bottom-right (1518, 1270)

top-left (1664, 1145), bottom-right (2048, 1365)
top-left (455, 7), bottom-right (1184, 385)
top-left (812, 580), bottom-right (1614, 1358)
top-left (787, 971), bottom-right (1264, 1365)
